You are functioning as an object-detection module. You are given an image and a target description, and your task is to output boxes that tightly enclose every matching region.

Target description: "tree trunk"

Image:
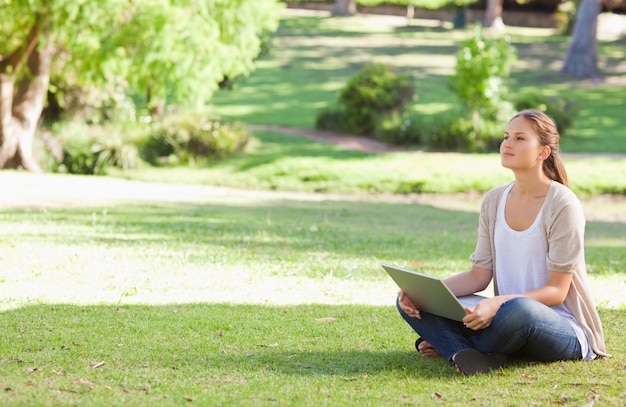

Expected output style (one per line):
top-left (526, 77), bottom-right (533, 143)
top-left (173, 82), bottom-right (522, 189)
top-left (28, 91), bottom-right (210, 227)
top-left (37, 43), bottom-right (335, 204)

top-left (9, 41), bottom-right (52, 171)
top-left (562, 0), bottom-right (601, 79)
top-left (0, 74), bottom-right (19, 167)
top-left (0, 16), bottom-right (47, 171)
top-left (484, 0), bottom-right (505, 32)
top-left (332, 0), bottom-right (356, 16)
top-left (406, 5), bottom-right (415, 25)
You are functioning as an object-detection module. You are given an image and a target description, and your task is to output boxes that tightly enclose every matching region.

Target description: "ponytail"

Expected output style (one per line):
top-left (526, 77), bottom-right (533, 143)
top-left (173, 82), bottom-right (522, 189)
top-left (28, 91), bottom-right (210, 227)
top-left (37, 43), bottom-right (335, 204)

top-left (543, 151), bottom-right (568, 187)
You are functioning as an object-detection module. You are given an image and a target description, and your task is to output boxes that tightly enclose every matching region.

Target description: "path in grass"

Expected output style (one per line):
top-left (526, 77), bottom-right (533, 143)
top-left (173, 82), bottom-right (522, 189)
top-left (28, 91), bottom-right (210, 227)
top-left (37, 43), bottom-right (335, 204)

top-left (250, 124), bottom-right (626, 159)
top-left (2, 171), bottom-right (624, 311)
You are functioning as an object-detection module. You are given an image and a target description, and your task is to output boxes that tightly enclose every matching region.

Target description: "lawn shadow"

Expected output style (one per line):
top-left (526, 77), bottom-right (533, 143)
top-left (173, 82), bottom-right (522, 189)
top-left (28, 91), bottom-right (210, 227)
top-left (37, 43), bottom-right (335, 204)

top-left (3, 197), bottom-right (624, 278)
top-left (225, 129), bottom-right (375, 172)
top-left (2, 303), bottom-right (621, 381)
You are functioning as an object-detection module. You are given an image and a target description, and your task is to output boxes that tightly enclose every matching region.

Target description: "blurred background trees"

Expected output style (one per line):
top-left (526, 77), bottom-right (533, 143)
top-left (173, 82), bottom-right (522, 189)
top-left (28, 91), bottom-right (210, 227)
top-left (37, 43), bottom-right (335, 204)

top-left (0, 0), bottom-right (282, 171)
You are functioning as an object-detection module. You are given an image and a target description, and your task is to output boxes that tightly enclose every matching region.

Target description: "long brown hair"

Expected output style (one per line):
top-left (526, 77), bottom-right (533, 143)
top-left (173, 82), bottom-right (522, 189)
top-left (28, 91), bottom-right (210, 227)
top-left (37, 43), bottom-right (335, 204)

top-left (511, 109), bottom-right (568, 187)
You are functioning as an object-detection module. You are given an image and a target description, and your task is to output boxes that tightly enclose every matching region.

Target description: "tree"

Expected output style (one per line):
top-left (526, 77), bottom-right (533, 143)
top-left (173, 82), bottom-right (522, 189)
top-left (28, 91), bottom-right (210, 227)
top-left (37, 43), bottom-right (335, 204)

top-left (332, 0), bottom-right (357, 16)
top-left (484, 0), bottom-right (505, 32)
top-left (562, 0), bottom-right (602, 78)
top-left (0, 0), bottom-right (282, 171)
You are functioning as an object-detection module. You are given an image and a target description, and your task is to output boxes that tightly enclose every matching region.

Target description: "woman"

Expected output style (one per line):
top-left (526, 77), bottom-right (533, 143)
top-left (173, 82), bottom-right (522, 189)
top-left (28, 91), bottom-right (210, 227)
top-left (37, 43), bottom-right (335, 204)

top-left (397, 110), bottom-right (609, 375)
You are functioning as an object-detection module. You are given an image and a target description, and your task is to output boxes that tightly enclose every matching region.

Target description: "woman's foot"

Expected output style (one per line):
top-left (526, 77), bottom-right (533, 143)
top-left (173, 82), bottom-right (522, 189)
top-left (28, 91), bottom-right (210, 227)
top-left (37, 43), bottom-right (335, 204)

top-left (452, 349), bottom-right (507, 375)
top-left (415, 338), bottom-right (441, 358)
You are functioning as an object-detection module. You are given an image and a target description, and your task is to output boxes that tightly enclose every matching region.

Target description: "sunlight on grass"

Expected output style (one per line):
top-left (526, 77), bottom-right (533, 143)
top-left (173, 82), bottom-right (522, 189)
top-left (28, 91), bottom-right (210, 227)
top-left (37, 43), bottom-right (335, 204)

top-left (210, 10), bottom-right (626, 152)
top-left (1, 173), bottom-right (624, 314)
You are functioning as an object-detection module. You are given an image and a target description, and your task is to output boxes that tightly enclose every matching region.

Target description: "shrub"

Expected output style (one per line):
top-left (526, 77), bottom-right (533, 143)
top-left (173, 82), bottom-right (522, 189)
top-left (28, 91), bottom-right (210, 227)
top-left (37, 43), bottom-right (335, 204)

top-left (317, 63), bottom-right (415, 136)
top-left (448, 25), bottom-right (517, 123)
top-left (315, 108), bottom-right (349, 133)
top-left (340, 63), bottom-right (414, 135)
top-left (427, 114), bottom-right (503, 153)
top-left (50, 121), bottom-right (142, 175)
top-left (141, 112), bottom-right (250, 165)
top-left (514, 94), bottom-right (579, 137)
top-left (374, 113), bottom-right (423, 146)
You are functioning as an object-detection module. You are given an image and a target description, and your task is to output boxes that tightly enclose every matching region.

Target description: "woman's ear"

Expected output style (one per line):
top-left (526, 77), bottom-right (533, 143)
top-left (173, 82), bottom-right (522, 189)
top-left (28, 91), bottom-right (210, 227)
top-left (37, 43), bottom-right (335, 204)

top-left (541, 145), bottom-right (551, 160)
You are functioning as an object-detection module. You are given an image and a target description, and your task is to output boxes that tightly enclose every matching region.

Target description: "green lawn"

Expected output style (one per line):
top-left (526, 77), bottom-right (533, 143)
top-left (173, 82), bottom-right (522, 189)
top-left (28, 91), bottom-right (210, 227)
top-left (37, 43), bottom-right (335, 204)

top-left (0, 173), bottom-right (624, 406)
top-left (114, 130), bottom-right (626, 196)
top-left (2, 9), bottom-right (626, 406)
top-left (1, 303), bottom-right (624, 406)
top-left (208, 10), bottom-right (626, 153)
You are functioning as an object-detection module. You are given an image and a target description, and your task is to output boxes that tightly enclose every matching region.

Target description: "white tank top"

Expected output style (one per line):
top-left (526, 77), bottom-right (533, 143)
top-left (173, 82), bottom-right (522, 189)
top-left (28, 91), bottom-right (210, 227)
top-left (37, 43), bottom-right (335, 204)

top-left (494, 183), bottom-right (593, 360)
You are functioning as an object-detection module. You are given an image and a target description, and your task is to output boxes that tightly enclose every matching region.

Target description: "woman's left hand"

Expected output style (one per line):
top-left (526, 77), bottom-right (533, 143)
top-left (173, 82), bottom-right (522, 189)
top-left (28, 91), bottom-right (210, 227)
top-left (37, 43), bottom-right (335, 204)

top-left (462, 297), bottom-right (503, 330)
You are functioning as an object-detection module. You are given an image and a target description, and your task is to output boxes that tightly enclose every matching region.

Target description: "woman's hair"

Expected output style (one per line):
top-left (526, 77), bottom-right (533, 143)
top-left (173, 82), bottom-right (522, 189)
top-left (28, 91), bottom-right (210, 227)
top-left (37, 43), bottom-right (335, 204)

top-left (511, 109), bottom-right (568, 187)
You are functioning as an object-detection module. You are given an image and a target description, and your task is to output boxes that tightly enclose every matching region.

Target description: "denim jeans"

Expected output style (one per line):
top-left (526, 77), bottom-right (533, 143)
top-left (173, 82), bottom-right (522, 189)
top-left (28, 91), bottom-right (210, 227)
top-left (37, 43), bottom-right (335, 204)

top-left (396, 296), bottom-right (582, 363)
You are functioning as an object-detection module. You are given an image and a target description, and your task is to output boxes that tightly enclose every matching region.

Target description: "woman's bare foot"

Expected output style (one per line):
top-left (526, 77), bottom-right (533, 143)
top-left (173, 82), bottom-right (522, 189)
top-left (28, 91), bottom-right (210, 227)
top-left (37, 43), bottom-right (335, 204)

top-left (415, 338), bottom-right (441, 358)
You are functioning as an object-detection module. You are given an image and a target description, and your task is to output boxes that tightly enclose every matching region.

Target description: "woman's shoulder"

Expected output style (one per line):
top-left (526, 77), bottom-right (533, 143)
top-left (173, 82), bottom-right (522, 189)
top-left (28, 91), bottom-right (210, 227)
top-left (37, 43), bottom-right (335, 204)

top-left (480, 183), bottom-right (512, 212)
top-left (484, 183), bottom-right (512, 201)
top-left (545, 182), bottom-right (585, 221)
top-left (547, 181), bottom-right (580, 205)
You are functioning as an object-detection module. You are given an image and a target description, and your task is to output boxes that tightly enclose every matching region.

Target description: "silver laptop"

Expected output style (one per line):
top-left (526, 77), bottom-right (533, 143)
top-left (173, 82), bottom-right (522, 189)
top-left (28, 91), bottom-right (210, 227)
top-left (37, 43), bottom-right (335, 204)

top-left (382, 263), bottom-right (488, 322)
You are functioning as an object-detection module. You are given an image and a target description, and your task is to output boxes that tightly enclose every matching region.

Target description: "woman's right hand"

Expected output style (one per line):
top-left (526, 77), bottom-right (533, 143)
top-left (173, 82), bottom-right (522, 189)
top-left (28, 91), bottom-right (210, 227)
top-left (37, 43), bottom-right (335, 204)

top-left (398, 290), bottom-right (421, 319)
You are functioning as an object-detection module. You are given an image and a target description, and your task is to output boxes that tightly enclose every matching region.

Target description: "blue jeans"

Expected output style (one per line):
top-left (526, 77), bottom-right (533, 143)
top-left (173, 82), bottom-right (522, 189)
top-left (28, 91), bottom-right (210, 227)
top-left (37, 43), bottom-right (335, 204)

top-left (397, 297), bottom-right (582, 363)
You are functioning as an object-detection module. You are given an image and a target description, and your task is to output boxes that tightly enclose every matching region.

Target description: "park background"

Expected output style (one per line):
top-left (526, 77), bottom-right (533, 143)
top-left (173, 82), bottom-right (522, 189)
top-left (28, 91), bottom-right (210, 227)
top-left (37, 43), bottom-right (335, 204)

top-left (1, 1), bottom-right (626, 405)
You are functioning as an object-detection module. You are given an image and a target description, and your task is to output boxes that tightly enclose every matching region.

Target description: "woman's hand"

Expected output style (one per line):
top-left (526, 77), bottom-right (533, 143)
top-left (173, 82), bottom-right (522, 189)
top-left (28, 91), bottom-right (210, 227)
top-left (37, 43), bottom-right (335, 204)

top-left (462, 297), bottom-right (503, 330)
top-left (398, 290), bottom-right (421, 319)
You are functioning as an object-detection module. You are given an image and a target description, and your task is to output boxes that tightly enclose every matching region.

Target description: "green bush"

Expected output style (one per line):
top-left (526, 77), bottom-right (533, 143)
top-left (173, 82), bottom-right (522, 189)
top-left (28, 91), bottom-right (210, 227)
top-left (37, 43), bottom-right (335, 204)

top-left (51, 121), bottom-right (142, 175)
top-left (374, 112), bottom-right (423, 145)
top-left (427, 114), bottom-right (503, 153)
top-left (141, 112), bottom-right (250, 165)
top-left (448, 25), bottom-right (517, 122)
top-left (514, 94), bottom-right (579, 137)
top-left (339, 63), bottom-right (414, 135)
top-left (317, 63), bottom-right (415, 136)
top-left (315, 108), bottom-right (350, 133)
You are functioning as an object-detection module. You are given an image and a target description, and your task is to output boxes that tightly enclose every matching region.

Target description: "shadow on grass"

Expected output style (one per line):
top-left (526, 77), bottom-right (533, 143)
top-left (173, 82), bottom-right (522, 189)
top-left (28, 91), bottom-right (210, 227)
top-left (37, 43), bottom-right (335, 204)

top-left (2, 198), bottom-right (624, 278)
top-left (1, 303), bottom-right (622, 379)
top-left (1, 303), bottom-right (621, 405)
top-left (227, 131), bottom-right (375, 171)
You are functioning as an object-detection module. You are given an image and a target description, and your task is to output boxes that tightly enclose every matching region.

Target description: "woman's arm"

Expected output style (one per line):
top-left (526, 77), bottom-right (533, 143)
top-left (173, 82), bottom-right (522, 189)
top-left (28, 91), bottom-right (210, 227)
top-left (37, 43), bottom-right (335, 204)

top-left (444, 266), bottom-right (493, 297)
top-left (462, 270), bottom-right (573, 330)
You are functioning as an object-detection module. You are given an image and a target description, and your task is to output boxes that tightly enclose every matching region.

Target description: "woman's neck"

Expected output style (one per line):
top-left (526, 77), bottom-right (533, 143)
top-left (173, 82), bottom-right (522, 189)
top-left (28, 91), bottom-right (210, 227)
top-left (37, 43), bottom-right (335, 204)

top-left (511, 171), bottom-right (552, 197)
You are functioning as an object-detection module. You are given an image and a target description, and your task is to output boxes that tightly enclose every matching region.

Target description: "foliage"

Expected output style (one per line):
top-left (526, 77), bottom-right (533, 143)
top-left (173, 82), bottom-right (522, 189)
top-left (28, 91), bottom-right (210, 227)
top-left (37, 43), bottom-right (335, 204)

top-left (555, 0), bottom-right (579, 34)
top-left (95, 0), bottom-right (283, 109)
top-left (140, 112), bottom-right (250, 165)
top-left (50, 121), bottom-right (142, 175)
top-left (514, 94), bottom-right (579, 137)
top-left (287, 0), bottom-right (478, 8)
top-left (374, 112), bottom-right (424, 146)
top-left (315, 108), bottom-right (350, 133)
top-left (426, 114), bottom-right (503, 152)
top-left (0, 0), bottom-right (283, 119)
top-left (448, 25), bottom-right (517, 122)
top-left (317, 63), bottom-right (415, 135)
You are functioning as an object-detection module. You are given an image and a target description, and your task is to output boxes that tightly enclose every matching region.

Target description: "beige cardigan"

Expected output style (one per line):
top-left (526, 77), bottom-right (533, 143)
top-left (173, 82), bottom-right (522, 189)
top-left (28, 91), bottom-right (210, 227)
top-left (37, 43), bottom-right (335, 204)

top-left (470, 182), bottom-right (609, 358)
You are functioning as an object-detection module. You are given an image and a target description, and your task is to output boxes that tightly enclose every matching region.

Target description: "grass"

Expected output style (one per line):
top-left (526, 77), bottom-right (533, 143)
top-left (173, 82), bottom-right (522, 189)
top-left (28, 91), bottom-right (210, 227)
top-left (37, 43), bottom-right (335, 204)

top-left (0, 173), bottom-right (625, 405)
top-left (208, 10), bottom-right (626, 153)
top-left (2, 10), bottom-right (626, 406)
top-left (1, 304), bottom-right (624, 406)
top-left (114, 130), bottom-right (626, 196)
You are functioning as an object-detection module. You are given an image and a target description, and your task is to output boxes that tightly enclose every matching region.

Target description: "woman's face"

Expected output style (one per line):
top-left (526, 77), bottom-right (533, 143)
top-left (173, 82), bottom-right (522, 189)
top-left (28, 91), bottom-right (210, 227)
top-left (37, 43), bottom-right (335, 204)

top-left (500, 116), bottom-right (548, 171)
